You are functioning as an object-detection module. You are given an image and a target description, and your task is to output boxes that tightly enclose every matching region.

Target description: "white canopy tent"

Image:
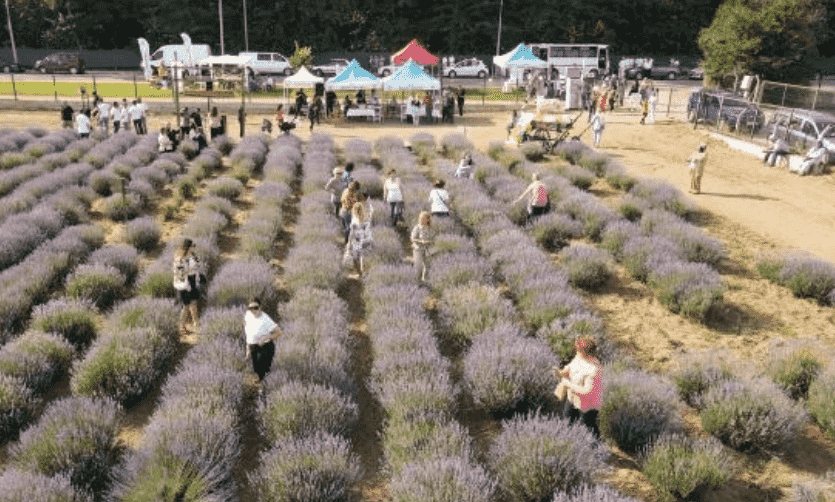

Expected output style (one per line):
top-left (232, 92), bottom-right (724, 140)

top-left (283, 66), bottom-right (325, 101)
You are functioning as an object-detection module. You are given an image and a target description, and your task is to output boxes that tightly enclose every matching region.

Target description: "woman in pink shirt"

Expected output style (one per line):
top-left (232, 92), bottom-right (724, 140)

top-left (553, 336), bottom-right (603, 437)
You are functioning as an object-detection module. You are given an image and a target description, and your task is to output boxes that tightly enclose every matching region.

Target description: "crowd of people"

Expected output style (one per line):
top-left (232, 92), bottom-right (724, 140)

top-left (62, 96), bottom-right (150, 139)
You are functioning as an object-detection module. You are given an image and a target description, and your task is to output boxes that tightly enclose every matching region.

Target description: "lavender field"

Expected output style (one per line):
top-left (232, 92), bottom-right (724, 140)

top-left (0, 124), bottom-right (833, 502)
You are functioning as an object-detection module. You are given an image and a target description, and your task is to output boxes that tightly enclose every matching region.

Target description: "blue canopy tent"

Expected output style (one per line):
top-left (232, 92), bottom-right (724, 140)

top-left (381, 59), bottom-right (440, 91)
top-left (325, 59), bottom-right (382, 90)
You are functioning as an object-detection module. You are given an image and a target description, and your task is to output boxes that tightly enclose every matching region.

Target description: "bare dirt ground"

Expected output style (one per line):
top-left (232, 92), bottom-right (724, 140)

top-left (2, 100), bottom-right (835, 500)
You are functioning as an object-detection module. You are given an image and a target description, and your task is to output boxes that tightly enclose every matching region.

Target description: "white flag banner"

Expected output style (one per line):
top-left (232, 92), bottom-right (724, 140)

top-left (137, 38), bottom-right (152, 80)
top-left (180, 33), bottom-right (193, 66)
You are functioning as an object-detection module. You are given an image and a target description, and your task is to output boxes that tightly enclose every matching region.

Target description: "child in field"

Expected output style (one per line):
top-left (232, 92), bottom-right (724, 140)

top-left (553, 336), bottom-right (603, 438)
top-left (411, 211), bottom-right (434, 282)
top-left (346, 194), bottom-right (373, 277)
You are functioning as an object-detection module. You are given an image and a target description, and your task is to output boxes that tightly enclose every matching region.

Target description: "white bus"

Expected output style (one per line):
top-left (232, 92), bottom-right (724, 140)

top-left (526, 43), bottom-right (610, 80)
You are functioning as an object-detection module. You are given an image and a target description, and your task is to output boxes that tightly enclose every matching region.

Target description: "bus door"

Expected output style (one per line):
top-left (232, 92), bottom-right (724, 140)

top-left (598, 46), bottom-right (608, 72)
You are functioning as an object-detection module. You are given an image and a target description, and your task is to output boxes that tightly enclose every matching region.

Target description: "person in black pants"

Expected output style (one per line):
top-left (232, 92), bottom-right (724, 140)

top-left (457, 88), bottom-right (465, 116)
top-left (244, 298), bottom-right (281, 384)
top-left (61, 102), bottom-right (74, 129)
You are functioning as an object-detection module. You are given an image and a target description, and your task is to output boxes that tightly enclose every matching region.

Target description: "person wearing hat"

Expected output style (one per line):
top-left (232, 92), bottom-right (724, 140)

top-left (688, 143), bottom-right (708, 194)
top-left (325, 166), bottom-right (346, 217)
top-left (244, 298), bottom-right (281, 384)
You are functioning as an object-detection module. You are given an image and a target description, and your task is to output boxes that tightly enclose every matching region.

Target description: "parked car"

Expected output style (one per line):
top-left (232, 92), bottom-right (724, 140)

top-left (34, 52), bottom-right (85, 74)
top-left (239, 52), bottom-right (292, 76)
top-left (0, 58), bottom-right (21, 73)
top-left (686, 89), bottom-right (765, 132)
top-left (766, 108), bottom-right (835, 162)
top-left (312, 58), bottom-right (350, 77)
top-left (623, 58), bottom-right (681, 80)
top-left (443, 58), bottom-right (488, 78)
top-left (377, 63), bottom-right (404, 77)
top-left (689, 65), bottom-right (705, 80)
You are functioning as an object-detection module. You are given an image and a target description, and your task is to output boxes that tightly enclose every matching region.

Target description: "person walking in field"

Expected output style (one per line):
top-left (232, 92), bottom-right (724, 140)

top-left (96, 99), bottom-right (111, 136)
top-left (75, 108), bottom-right (91, 139)
top-left (172, 238), bottom-right (203, 335)
top-left (325, 167), bottom-right (347, 217)
top-left (648, 87), bottom-right (658, 124)
top-left (639, 94), bottom-right (649, 125)
top-left (514, 172), bottom-right (549, 224)
top-left (119, 99), bottom-right (131, 134)
top-left (244, 297), bottom-right (281, 385)
top-left (383, 169), bottom-right (404, 227)
top-left (591, 111), bottom-right (605, 148)
top-left (340, 181), bottom-right (361, 244)
top-left (688, 143), bottom-right (708, 194)
top-left (61, 102), bottom-right (74, 129)
top-left (553, 336), bottom-right (603, 438)
top-left (428, 179), bottom-right (450, 218)
top-left (110, 102), bottom-right (121, 133)
top-left (411, 211), bottom-right (434, 282)
top-left (346, 194), bottom-right (373, 277)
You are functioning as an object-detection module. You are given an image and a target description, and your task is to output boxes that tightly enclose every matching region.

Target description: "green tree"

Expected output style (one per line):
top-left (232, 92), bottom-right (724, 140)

top-left (289, 41), bottom-right (312, 69)
top-left (698, 0), bottom-right (825, 83)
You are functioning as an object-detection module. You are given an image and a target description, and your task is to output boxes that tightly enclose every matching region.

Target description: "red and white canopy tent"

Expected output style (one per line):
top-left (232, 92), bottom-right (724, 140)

top-left (391, 39), bottom-right (439, 66)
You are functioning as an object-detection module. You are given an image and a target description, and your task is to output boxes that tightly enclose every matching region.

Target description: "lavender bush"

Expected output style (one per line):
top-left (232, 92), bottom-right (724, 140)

top-left (531, 213), bottom-right (583, 250)
top-left (552, 484), bottom-right (642, 502)
top-left (206, 176), bottom-right (245, 200)
top-left (438, 282), bottom-right (516, 347)
top-left (344, 138), bottom-right (372, 166)
top-left (699, 377), bottom-right (808, 454)
top-left (647, 259), bottom-right (725, 320)
top-left (618, 194), bottom-right (652, 221)
top-left (184, 336), bottom-right (248, 374)
top-left (199, 306), bottom-right (247, 343)
top-left (259, 375), bottom-right (358, 441)
top-left (30, 298), bottom-right (97, 349)
top-left (671, 348), bottom-right (737, 408)
top-left (123, 216), bottom-right (160, 252)
top-left (599, 369), bottom-right (683, 455)
top-left (429, 251), bottom-right (494, 291)
top-left (0, 374), bottom-right (39, 444)
top-left (778, 255), bottom-right (835, 304)
top-left (88, 170), bottom-right (117, 196)
top-left (560, 245), bottom-right (613, 291)
top-left (108, 297), bottom-right (180, 340)
top-left (628, 179), bottom-right (695, 217)
top-left (641, 433), bottom-right (734, 502)
top-left (0, 469), bottom-right (88, 502)
top-left (382, 416), bottom-right (473, 475)
top-left (517, 282), bottom-right (586, 332)
top-left (762, 337), bottom-right (828, 400)
top-left (555, 193), bottom-right (616, 241)
top-left (0, 331), bottom-right (74, 395)
top-left (249, 432), bottom-right (362, 502)
top-left (599, 220), bottom-right (641, 260)
top-left (489, 412), bottom-right (607, 501)
top-left (577, 150), bottom-right (609, 177)
top-left (283, 241), bottom-right (342, 294)
top-left (646, 214), bottom-right (725, 266)
top-left (375, 372), bottom-right (457, 428)
top-left (808, 363), bottom-right (835, 441)
top-left (156, 364), bottom-right (246, 425)
top-left (464, 326), bottom-right (559, 414)
top-left (536, 312), bottom-right (611, 365)
top-left (271, 336), bottom-right (355, 397)
top-left (621, 235), bottom-right (683, 282)
top-left (791, 471), bottom-right (835, 502)
top-left (553, 140), bottom-right (589, 164)
top-left (64, 263), bottom-right (126, 310)
top-left (89, 244), bottom-right (140, 284)
top-left (100, 193), bottom-right (142, 221)
top-left (440, 133), bottom-right (473, 160)
top-left (70, 327), bottom-right (174, 407)
top-left (389, 456), bottom-right (498, 502)
top-left (107, 413), bottom-right (239, 502)
top-left (208, 257), bottom-right (277, 309)
top-left (9, 396), bottom-right (122, 495)
top-left (554, 163), bottom-right (595, 191)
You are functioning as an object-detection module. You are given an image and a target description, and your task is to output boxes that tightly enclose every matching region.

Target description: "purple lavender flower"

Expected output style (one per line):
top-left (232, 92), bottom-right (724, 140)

top-left (389, 456), bottom-right (498, 502)
top-left (0, 330), bottom-right (75, 395)
top-left (123, 216), bottom-right (160, 252)
top-left (208, 257), bottom-right (277, 309)
top-left (0, 469), bottom-right (88, 501)
top-left (552, 483), bottom-right (643, 502)
top-left (559, 245), bottom-right (613, 291)
top-left (258, 378), bottom-right (359, 441)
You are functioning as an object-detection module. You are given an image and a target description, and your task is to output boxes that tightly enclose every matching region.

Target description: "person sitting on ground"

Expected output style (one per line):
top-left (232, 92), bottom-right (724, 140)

top-left (514, 172), bottom-right (549, 223)
top-left (552, 336), bottom-right (603, 438)
top-left (763, 131), bottom-right (790, 167)
top-left (244, 298), bottom-right (281, 384)
top-left (455, 152), bottom-right (475, 179)
top-left (794, 140), bottom-right (829, 176)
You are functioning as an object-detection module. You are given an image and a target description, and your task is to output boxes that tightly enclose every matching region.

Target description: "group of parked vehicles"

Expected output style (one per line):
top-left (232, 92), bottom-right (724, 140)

top-left (0, 52), bottom-right (85, 74)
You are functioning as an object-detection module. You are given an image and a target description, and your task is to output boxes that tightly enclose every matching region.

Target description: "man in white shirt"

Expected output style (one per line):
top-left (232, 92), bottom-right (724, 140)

top-left (75, 109), bottom-right (91, 138)
top-left (110, 101), bottom-right (121, 133)
top-left (96, 99), bottom-right (111, 136)
top-left (136, 98), bottom-right (148, 134)
top-left (244, 298), bottom-right (281, 383)
top-left (120, 99), bottom-right (131, 133)
top-left (129, 100), bottom-right (143, 134)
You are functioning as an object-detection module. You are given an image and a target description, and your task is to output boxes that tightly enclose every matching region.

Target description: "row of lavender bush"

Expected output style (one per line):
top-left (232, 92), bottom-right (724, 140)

top-left (370, 134), bottom-right (628, 502)
top-left (0, 129), bottom-right (84, 197)
top-left (0, 127), bottom-right (59, 169)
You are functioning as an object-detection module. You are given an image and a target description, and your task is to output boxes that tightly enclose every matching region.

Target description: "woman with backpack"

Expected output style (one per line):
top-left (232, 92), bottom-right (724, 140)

top-left (514, 172), bottom-right (549, 224)
top-left (172, 238), bottom-right (203, 334)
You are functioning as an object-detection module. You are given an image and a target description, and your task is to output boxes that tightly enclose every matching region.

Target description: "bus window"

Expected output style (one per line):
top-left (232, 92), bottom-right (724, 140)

top-left (538, 48), bottom-right (548, 60)
top-left (549, 46), bottom-right (567, 58)
top-left (598, 46), bottom-right (608, 70)
top-left (579, 47), bottom-right (595, 58)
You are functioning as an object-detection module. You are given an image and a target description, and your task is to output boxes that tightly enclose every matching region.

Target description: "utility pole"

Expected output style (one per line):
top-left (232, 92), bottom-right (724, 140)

top-left (243, 0), bottom-right (249, 52)
top-left (219, 0), bottom-right (225, 54)
top-left (4, 0), bottom-right (18, 65)
top-left (496, 0), bottom-right (503, 56)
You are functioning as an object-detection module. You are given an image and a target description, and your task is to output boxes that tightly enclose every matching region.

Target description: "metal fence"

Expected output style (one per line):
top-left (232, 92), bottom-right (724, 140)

top-left (758, 80), bottom-right (835, 115)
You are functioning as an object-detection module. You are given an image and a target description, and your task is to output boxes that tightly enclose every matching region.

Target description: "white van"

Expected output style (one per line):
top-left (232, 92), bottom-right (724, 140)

top-left (239, 52), bottom-right (292, 76)
top-left (149, 44), bottom-right (212, 68)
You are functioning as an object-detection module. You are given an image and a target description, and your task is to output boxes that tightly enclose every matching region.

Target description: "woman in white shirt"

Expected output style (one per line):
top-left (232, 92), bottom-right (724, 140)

top-left (75, 109), bottom-right (91, 139)
top-left (553, 336), bottom-right (603, 437)
top-left (428, 179), bottom-right (450, 217)
top-left (244, 298), bottom-right (281, 383)
top-left (383, 169), bottom-right (404, 226)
